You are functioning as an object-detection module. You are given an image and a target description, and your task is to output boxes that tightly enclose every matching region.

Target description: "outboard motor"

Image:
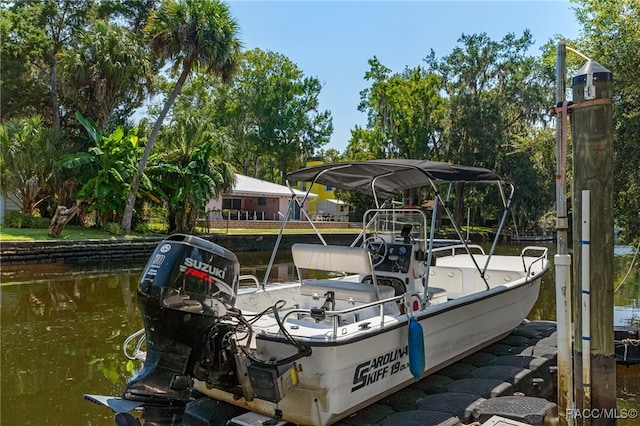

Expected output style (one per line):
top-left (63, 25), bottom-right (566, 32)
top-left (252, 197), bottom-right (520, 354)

top-left (123, 234), bottom-right (240, 409)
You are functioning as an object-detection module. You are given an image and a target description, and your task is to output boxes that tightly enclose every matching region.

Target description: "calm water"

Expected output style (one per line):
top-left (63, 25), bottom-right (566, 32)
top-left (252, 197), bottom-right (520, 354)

top-left (1, 243), bottom-right (638, 425)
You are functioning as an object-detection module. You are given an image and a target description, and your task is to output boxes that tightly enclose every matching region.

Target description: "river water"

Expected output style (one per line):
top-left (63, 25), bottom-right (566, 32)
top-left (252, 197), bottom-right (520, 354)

top-left (1, 243), bottom-right (638, 425)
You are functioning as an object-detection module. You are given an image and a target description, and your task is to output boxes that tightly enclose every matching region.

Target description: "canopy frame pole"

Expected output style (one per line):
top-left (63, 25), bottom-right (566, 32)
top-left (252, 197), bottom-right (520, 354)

top-left (427, 180), bottom-right (513, 290)
top-left (421, 194), bottom-right (439, 304)
top-left (483, 182), bottom-right (515, 275)
top-left (263, 196), bottom-right (295, 288)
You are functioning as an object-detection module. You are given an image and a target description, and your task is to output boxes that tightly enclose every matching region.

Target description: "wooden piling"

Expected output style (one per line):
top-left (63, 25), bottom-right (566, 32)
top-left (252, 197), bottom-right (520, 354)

top-left (570, 60), bottom-right (616, 425)
top-left (554, 41), bottom-right (574, 426)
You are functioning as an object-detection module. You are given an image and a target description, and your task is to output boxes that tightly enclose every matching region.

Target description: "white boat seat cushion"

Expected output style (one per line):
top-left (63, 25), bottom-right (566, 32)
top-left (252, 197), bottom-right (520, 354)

top-left (292, 244), bottom-right (398, 318)
top-left (291, 243), bottom-right (372, 275)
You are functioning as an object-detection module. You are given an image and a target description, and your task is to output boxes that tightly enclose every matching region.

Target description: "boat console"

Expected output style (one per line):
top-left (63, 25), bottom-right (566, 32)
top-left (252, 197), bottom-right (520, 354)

top-left (358, 210), bottom-right (429, 303)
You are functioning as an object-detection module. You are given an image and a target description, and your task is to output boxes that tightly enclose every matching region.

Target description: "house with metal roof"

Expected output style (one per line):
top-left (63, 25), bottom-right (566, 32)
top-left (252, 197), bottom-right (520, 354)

top-left (205, 174), bottom-right (317, 222)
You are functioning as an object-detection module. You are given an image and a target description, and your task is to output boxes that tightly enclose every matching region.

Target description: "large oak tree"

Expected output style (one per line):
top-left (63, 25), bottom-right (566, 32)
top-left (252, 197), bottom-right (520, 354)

top-left (211, 48), bottom-right (333, 183)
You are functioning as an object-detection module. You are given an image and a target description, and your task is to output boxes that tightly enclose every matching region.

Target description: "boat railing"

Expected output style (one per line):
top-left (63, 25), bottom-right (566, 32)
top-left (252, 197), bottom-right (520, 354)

top-left (521, 246), bottom-right (549, 276)
top-left (239, 274), bottom-right (261, 289)
top-left (123, 327), bottom-right (146, 361)
top-left (282, 294), bottom-right (405, 337)
top-left (431, 243), bottom-right (487, 257)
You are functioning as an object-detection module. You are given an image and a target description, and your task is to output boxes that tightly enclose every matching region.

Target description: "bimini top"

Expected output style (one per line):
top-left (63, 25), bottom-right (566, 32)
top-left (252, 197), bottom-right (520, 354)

top-left (285, 159), bottom-right (503, 199)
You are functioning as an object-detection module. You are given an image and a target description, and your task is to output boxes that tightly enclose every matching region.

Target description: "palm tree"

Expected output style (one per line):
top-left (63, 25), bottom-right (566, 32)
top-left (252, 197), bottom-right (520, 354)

top-left (121, 0), bottom-right (242, 233)
top-left (0, 116), bottom-right (63, 215)
top-left (153, 115), bottom-right (235, 233)
top-left (59, 20), bottom-right (153, 128)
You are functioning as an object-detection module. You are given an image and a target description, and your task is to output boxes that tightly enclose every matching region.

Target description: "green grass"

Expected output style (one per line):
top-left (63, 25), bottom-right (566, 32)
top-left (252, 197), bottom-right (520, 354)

top-left (1, 223), bottom-right (487, 242)
top-left (0, 225), bottom-right (360, 242)
top-left (0, 225), bottom-right (134, 241)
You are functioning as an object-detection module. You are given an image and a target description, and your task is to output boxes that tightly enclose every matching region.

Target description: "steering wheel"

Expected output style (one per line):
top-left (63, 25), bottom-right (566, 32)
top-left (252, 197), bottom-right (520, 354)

top-left (363, 235), bottom-right (388, 267)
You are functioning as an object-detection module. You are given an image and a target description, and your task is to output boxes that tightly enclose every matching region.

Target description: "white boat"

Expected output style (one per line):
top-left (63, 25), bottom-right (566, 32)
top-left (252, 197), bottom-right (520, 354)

top-left (85, 159), bottom-right (549, 425)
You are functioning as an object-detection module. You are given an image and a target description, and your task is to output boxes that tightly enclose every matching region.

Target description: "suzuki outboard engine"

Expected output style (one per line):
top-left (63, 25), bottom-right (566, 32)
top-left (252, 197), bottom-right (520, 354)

top-left (123, 234), bottom-right (240, 410)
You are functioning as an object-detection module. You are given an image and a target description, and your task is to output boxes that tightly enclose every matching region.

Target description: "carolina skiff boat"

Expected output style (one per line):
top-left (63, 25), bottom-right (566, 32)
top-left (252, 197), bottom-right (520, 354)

top-left (85, 159), bottom-right (549, 425)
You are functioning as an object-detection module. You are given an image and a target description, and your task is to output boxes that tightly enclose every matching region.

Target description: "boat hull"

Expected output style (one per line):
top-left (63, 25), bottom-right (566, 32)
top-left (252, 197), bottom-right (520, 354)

top-left (194, 276), bottom-right (541, 426)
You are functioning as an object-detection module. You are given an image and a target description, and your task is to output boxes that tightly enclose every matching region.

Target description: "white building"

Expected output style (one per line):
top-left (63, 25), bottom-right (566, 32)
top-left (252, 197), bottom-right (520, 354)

top-left (314, 199), bottom-right (349, 222)
top-left (205, 174), bottom-right (317, 221)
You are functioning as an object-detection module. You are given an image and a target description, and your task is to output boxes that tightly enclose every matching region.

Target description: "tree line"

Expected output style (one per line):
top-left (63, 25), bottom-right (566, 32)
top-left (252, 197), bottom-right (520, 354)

top-left (1, 0), bottom-right (638, 241)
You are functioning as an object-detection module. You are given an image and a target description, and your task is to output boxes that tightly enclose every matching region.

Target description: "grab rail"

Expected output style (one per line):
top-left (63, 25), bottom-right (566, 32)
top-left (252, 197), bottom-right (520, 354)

top-left (521, 246), bottom-right (549, 277)
top-left (431, 243), bottom-right (487, 257)
top-left (123, 328), bottom-right (146, 361)
top-left (282, 294), bottom-right (404, 337)
top-left (239, 274), bottom-right (261, 289)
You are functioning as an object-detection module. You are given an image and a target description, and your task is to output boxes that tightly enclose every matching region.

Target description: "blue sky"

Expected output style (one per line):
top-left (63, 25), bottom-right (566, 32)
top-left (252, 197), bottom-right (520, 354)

top-left (227, 1), bottom-right (581, 152)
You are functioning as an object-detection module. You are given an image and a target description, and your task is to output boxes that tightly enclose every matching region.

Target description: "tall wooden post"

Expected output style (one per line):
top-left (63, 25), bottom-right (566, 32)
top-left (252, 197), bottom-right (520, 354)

top-left (571, 60), bottom-right (616, 425)
top-left (554, 41), bottom-right (574, 426)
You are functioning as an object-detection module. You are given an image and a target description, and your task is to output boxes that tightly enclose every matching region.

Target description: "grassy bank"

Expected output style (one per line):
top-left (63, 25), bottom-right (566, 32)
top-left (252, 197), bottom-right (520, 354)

top-left (0, 226), bottom-right (123, 241)
top-left (0, 225), bottom-right (361, 242)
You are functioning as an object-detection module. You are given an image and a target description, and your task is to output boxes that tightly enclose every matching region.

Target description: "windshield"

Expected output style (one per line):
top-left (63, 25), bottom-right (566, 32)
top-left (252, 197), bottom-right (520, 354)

top-left (362, 208), bottom-right (428, 251)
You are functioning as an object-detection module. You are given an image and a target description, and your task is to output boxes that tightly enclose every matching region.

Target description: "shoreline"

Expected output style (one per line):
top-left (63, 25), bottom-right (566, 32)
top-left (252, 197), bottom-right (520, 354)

top-left (0, 233), bottom-right (357, 265)
top-left (0, 227), bottom-right (500, 265)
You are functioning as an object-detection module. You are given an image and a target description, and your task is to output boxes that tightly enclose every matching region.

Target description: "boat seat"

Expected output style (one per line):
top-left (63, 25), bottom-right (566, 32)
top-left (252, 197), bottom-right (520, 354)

top-left (292, 244), bottom-right (398, 321)
top-left (301, 279), bottom-right (394, 303)
top-left (429, 266), bottom-right (465, 298)
top-left (427, 286), bottom-right (448, 305)
top-left (291, 243), bottom-right (373, 275)
top-left (430, 266), bottom-right (527, 298)
top-left (299, 279), bottom-right (398, 322)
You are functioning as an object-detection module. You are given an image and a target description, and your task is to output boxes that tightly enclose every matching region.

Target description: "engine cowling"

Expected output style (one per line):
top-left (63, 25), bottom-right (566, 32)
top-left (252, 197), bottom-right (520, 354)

top-left (123, 234), bottom-right (240, 405)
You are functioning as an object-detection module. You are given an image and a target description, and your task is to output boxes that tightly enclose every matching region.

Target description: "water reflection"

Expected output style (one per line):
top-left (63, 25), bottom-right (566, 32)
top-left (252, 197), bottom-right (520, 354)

top-left (0, 244), bottom-right (638, 425)
top-left (1, 261), bottom-right (146, 424)
top-left (525, 244), bottom-right (640, 327)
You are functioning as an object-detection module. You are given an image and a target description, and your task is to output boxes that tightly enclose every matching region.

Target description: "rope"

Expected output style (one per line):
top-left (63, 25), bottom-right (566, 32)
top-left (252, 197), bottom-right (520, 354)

top-left (615, 338), bottom-right (640, 362)
top-left (549, 98), bottom-right (613, 115)
top-left (614, 239), bottom-right (640, 293)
